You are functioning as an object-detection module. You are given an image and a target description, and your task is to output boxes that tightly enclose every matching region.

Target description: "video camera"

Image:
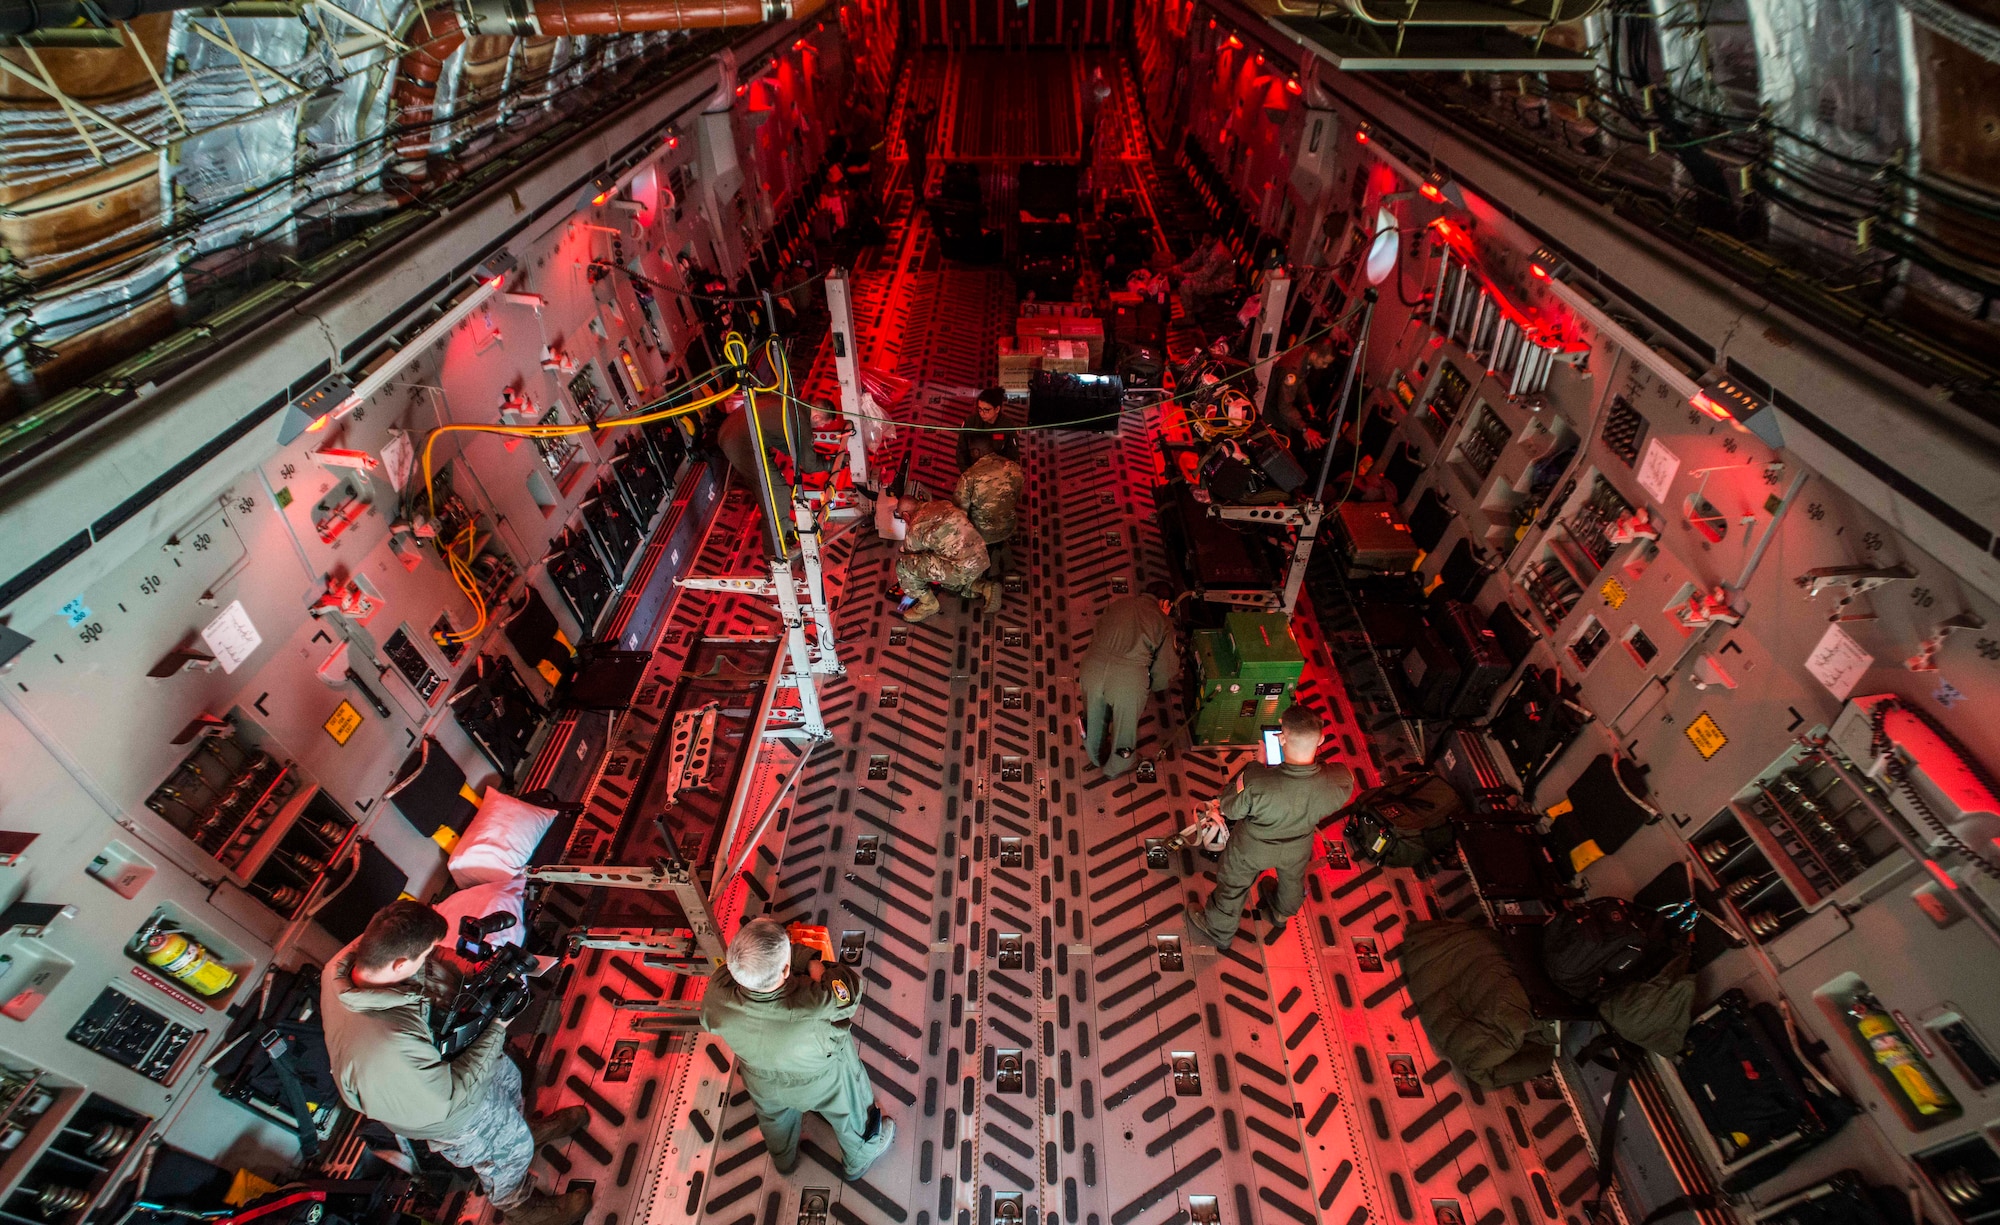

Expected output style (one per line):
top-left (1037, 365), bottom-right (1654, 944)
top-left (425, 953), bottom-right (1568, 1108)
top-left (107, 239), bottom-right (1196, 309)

top-left (432, 911), bottom-right (536, 1059)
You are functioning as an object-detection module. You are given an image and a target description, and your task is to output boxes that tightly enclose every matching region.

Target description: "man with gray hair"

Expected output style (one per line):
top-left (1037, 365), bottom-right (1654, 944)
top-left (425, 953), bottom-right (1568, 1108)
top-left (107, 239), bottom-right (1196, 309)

top-left (700, 918), bottom-right (896, 1180)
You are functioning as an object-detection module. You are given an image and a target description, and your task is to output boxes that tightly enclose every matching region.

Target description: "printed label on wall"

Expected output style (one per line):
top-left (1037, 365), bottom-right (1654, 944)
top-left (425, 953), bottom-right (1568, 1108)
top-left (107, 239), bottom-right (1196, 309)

top-left (1805, 622), bottom-right (1875, 700)
top-left (324, 700), bottom-right (362, 745)
top-left (1685, 711), bottom-right (1727, 759)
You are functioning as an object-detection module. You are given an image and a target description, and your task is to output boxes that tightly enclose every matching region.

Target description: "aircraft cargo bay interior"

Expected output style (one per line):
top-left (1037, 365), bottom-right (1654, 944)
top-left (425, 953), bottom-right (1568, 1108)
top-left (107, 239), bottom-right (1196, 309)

top-left (3, 7), bottom-right (2000, 1225)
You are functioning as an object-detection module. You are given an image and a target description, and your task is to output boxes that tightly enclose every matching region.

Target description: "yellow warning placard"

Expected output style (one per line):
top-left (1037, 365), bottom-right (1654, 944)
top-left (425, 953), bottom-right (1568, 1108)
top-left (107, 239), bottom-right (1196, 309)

top-left (1601, 577), bottom-right (1628, 609)
top-left (1685, 712), bottom-right (1727, 760)
top-left (324, 700), bottom-right (362, 745)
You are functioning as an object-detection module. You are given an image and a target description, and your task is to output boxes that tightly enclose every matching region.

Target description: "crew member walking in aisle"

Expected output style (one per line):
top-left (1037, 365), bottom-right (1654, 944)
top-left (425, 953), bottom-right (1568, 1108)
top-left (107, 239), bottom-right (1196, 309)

top-left (701, 919), bottom-right (896, 1180)
top-left (896, 495), bottom-right (1000, 622)
top-left (323, 902), bottom-right (591, 1225)
top-left (957, 387), bottom-right (1019, 470)
top-left (955, 452), bottom-right (1025, 576)
top-left (1185, 704), bottom-right (1356, 950)
top-left (1079, 583), bottom-right (1179, 778)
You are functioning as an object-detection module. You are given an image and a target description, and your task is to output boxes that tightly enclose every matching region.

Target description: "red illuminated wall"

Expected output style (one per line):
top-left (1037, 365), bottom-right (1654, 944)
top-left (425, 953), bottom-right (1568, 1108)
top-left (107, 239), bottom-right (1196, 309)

top-left (840, 0), bottom-right (900, 102)
top-left (1175, 12), bottom-right (1307, 234)
top-left (916, 0), bottom-right (1113, 47)
top-left (1133, 0), bottom-right (1193, 146)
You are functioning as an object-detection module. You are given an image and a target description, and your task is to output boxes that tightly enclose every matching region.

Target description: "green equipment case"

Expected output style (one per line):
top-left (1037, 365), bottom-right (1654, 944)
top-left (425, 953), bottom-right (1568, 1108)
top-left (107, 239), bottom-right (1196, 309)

top-left (1190, 612), bottom-right (1305, 745)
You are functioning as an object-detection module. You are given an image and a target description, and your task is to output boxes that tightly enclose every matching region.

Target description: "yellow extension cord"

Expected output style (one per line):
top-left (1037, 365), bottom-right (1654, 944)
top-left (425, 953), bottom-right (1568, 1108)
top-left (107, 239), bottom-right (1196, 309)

top-left (419, 332), bottom-right (794, 649)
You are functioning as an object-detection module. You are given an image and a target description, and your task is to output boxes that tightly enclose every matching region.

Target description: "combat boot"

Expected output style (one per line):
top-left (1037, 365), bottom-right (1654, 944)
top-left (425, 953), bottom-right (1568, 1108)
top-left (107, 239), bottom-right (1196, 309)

top-left (903, 590), bottom-right (941, 623)
top-left (977, 580), bottom-right (1002, 616)
top-left (503, 1188), bottom-right (592, 1225)
top-left (842, 1118), bottom-right (897, 1181)
top-left (529, 1106), bottom-right (589, 1147)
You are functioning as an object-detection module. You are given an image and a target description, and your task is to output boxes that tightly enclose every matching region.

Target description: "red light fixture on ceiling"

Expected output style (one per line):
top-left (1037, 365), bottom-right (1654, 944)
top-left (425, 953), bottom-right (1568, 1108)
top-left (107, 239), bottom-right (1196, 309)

top-left (793, 37), bottom-right (806, 50)
top-left (1208, 17), bottom-right (1216, 27)
top-left (1355, 123), bottom-right (1371, 143)
top-left (1419, 182), bottom-right (1444, 203)
top-left (1255, 52), bottom-right (1264, 65)
top-left (1224, 33), bottom-right (1243, 49)
top-left (735, 83), bottom-right (748, 97)
top-left (1285, 76), bottom-right (1302, 94)
top-left (1528, 262), bottom-right (1551, 280)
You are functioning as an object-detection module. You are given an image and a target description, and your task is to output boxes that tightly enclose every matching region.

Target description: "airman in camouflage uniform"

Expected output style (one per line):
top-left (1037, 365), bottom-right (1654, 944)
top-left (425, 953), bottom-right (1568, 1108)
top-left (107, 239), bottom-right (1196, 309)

top-left (701, 920), bottom-right (896, 1180)
top-left (896, 496), bottom-right (999, 623)
top-left (953, 453), bottom-right (1025, 576)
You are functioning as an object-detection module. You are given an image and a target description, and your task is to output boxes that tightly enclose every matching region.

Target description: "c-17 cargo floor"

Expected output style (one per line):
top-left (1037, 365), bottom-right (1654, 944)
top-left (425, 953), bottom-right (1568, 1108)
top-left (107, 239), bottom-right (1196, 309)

top-left (511, 260), bottom-right (1600, 1225)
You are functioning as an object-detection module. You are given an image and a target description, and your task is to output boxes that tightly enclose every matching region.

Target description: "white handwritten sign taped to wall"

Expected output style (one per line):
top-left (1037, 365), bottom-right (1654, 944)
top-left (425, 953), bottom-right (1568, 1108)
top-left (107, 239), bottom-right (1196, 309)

top-left (1636, 438), bottom-right (1680, 504)
top-left (1805, 622), bottom-right (1874, 700)
top-left (200, 600), bottom-right (263, 674)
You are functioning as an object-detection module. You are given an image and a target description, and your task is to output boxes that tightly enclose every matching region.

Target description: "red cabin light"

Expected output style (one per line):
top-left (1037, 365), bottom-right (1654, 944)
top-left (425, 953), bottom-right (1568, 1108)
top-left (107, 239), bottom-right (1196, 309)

top-left (591, 190), bottom-right (611, 205)
top-left (1689, 391), bottom-right (1732, 422)
top-left (1254, 53), bottom-right (1264, 65)
top-left (793, 37), bottom-right (806, 49)
top-left (667, 135), bottom-right (679, 149)
top-left (735, 83), bottom-right (748, 97)
top-left (1285, 77), bottom-right (1302, 95)
top-left (1355, 129), bottom-right (1369, 143)
top-left (1208, 17), bottom-right (1216, 27)
top-left (1224, 34), bottom-right (1242, 48)
top-left (1528, 262), bottom-right (1550, 280)
top-left (1419, 182), bottom-right (1444, 203)
top-left (304, 413), bottom-right (331, 433)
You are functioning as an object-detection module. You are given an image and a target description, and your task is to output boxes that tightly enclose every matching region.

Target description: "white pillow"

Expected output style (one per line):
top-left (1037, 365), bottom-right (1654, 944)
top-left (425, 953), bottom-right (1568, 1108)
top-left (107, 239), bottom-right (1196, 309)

top-left (433, 876), bottom-right (528, 948)
top-left (447, 790), bottom-right (557, 887)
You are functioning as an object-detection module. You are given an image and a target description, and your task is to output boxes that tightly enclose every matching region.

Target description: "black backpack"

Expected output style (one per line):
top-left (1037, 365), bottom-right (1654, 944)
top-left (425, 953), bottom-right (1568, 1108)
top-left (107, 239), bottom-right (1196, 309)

top-left (1340, 772), bottom-right (1464, 869)
top-left (214, 966), bottom-right (341, 1158)
top-left (1543, 897), bottom-right (1674, 1002)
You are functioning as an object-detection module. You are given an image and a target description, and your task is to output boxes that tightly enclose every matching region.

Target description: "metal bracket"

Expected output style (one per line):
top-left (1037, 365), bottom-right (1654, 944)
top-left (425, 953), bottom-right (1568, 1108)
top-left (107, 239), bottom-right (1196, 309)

top-left (1800, 563), bottom-right (1917, 601)
top-left (1211, 502), bottom-right (1322, 614)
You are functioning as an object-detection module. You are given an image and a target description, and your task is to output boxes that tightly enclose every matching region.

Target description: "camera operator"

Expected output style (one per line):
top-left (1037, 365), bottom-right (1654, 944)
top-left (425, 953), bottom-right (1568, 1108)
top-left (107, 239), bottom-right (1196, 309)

top-left (322, 901), bottom-right (591, 1225)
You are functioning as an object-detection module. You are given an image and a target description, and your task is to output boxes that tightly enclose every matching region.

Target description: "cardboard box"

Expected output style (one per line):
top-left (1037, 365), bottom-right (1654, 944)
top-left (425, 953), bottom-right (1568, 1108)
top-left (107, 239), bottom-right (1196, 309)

top-left (998, 337), bottom-right (1041, 386)
top-left (1041, 339), bottom-right (1089, 375)
top-left (1060, 316), bottom-right (1104, 367)
top-left (1017, 317), bottom-right (1064, 345)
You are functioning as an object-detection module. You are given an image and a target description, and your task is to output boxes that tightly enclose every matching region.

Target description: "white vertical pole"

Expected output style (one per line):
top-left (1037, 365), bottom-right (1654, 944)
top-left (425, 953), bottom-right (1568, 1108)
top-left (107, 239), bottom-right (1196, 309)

top-left (824, 267), bottom-right (871, 487)
top-left (793, 498), bottom-right (841, 674)
top-left (1251, 268), bottom-right (1292, 398)
top-left (769, 554), bottom-right (827, 739)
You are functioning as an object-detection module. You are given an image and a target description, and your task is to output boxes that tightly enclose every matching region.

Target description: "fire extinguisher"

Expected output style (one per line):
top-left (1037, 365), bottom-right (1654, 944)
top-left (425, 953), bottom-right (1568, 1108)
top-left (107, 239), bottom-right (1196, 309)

top-left (142, 930), bottom-right (238, 997)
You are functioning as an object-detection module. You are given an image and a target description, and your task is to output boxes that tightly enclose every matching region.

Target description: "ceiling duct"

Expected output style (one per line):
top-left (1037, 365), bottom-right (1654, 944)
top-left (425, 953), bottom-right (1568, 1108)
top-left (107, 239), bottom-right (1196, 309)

top-left (392, 0), bottom-right (824, 181)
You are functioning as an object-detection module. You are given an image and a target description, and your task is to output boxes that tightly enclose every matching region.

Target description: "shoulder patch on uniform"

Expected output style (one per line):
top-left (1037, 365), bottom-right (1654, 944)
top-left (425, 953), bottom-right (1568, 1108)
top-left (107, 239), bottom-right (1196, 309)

top-left (1234, 773), bottom-right (1247, 792)
top-left (829, 978), bottom-right (853, 1006)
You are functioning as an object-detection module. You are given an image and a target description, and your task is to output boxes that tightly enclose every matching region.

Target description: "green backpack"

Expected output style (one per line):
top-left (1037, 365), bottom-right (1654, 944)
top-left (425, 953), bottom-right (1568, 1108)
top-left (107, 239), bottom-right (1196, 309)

top-left (1341, 772), bottom-right (1465, 869)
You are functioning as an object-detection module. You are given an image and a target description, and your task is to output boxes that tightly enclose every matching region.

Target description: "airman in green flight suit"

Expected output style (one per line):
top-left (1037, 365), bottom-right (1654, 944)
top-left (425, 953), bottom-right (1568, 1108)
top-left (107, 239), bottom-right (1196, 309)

top-left (700, 919), bottom-right (896, 1180)
top-left (1079, 584), bottom-right (1180, 777)
top-left (1186, 703), bottom-right (1357, 950)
